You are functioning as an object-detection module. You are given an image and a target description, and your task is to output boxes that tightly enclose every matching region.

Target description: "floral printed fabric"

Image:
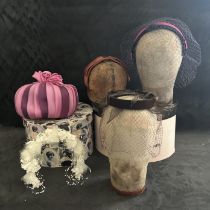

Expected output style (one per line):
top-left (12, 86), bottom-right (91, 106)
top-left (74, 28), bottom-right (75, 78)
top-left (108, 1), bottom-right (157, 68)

top-left (23, 102), bottom-right (93, 168)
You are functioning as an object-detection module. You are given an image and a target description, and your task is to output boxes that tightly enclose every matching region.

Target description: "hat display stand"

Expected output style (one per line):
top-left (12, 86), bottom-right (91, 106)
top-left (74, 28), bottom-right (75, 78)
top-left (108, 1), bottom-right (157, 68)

top-left (134, 27), bottom-right (181, 162)
top-left (100, 90), bottom-right (162, 195)
top-left (135, 29), bottom-right (182, 104)
top-left (120, 17), bottom-right (201, 163)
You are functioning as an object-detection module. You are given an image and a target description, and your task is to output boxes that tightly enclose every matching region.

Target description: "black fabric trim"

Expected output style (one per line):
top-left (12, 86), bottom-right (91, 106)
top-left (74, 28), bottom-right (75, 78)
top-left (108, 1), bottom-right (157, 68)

top-left (107, 90), bottom-right (156, 110)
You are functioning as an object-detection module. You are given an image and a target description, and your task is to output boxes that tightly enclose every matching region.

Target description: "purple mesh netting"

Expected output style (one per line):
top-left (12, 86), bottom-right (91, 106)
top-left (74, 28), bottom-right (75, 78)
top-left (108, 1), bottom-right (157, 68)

top-left (120, 17), bottom-right (201, 88)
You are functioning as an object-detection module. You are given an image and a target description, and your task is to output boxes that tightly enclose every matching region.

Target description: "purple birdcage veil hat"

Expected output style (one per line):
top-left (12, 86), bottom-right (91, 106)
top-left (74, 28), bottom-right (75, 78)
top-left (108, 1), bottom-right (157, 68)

top-left (120, 17), bottom-right (201, 88)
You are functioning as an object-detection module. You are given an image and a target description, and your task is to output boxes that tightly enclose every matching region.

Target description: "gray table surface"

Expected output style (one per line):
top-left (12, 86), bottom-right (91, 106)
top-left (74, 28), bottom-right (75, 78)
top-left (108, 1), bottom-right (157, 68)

top-left (0, 126), bottom-right (210, 210)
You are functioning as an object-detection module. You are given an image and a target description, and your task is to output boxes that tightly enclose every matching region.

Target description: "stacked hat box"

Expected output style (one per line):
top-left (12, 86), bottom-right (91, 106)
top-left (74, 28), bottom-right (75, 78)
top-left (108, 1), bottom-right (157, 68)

top-left (23, 102), bottom-right (93, 167)
top-left (95, 106), bottom-right (177, 162)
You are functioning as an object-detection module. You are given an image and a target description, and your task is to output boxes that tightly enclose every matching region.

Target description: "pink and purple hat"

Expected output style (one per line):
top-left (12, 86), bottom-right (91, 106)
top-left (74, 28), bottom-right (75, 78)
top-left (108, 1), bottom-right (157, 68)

top-left (15, 71), bottom-right (78, 120)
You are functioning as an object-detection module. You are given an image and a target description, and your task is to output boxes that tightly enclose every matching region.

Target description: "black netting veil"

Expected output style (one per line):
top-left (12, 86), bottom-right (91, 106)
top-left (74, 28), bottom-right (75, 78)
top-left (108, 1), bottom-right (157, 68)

top-left (120, 17), bottom-right (201, 88)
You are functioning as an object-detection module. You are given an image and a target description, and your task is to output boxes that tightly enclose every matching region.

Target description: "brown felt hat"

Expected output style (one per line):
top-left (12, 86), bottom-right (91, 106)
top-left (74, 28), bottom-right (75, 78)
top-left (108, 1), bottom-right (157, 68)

top-left (83, 56), bottom-right (130, 106)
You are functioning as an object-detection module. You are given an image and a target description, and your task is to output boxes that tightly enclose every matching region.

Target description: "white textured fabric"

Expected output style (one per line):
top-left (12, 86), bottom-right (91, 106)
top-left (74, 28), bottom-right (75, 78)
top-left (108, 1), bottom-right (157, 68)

top-left (151, 115), bottom-right (176, 162)
top-left (94, 114), bottom-right (108, 156)
top-left (96, 114), bottom-right (176, 162)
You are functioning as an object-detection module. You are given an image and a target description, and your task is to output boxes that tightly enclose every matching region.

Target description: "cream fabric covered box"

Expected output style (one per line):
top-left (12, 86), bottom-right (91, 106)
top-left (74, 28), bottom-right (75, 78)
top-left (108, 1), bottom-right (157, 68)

top-left (95, 114), bottom-right (176, 162)
top-left (23, 102), bottom-right (93, 168)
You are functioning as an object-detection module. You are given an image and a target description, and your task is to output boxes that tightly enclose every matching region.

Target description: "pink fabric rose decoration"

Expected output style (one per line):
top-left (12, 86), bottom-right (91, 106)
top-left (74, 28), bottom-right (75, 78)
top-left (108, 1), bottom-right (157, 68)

top-left (32, 71), bottom-right (63, 86)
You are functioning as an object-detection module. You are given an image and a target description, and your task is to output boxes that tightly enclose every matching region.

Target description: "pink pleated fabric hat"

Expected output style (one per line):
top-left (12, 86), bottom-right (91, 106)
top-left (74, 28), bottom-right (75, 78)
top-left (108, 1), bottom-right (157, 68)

top-left (14, 71), bottom-right (78, 120)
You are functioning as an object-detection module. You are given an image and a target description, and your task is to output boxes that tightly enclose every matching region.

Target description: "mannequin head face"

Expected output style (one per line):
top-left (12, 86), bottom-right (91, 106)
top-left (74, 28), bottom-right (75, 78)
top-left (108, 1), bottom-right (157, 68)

top-left (135, 29), bottom-right (183, 104)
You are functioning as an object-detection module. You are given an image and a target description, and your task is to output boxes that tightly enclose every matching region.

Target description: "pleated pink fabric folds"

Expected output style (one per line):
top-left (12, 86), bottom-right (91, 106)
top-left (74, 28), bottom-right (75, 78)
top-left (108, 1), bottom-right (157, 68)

top-left (15, 71), bottom-right (78, 119)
